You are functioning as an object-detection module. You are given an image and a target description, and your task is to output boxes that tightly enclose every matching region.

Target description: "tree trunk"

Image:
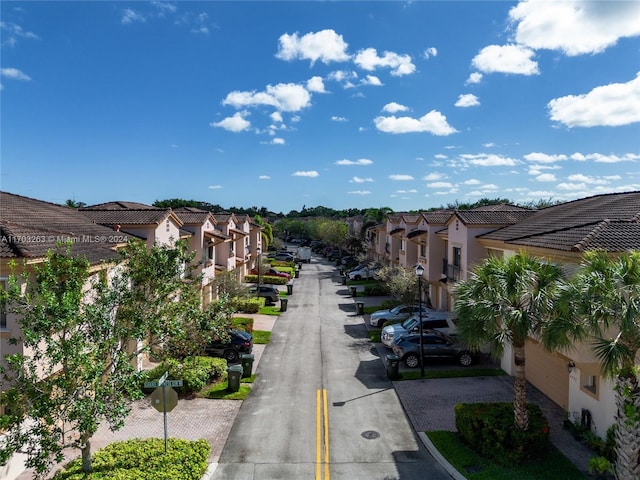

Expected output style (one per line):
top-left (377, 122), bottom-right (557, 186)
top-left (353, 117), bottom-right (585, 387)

top-left (513, 342), bottom-right (529, 431)
top-left (613, 376), bottom-right (640, 480)
top-left (81, 434), bottom-right (92, 473)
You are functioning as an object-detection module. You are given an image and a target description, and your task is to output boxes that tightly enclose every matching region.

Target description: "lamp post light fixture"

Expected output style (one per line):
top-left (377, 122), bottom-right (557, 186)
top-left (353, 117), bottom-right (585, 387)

top-left (415, 263), bottom-right (425, 377)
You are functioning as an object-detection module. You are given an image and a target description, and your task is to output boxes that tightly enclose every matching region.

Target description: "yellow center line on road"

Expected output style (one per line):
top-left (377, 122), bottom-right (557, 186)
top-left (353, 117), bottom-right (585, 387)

top-left (316, 389), bottom-right (330, 480)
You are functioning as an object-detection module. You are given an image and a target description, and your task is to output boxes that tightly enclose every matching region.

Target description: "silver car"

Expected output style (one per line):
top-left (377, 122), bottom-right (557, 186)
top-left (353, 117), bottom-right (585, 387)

top-left (369, 304), bottom-right (431, 328)
top-left (381, 315), bottom-right (457, 348)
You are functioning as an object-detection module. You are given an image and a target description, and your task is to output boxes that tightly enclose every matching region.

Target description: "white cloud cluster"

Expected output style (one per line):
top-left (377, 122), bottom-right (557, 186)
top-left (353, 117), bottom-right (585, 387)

top-left (509, 0), bottom-right (640, 56)
top-left (459, 153), bottom-right (520, 167)
top-left (548, 72), bottom-right (640, 127)
top-left (210, 111), bottom-right (250, 132)
top-left (353, 48), bottom-right (416, 76)
top-left (455, 94), bottom-right (480, 108)
top-left (276, 29), bottom-right (350, 65)
top-left (1, 67), bottom-right (31, 81)
top-left (335, 158), bottom-right (373, 166)
top-left (121, 8), bottom-right (146, 25)
top-left (350, 176), bottom-right (374, 183)
top-left (292, 171), bottom-right (319, 177)
top-left (374, 110), bottom-right (457, 135)
top-left (472, 44), bottom-right (539, 75)
top-left (0, 21), bottom-right (39, 47)
top-left (382, 102), bottom-right (409, 113)
top-left (389, 174), bottom-right (414, 181)
top-left (222, 83), bottom-right (311, 113)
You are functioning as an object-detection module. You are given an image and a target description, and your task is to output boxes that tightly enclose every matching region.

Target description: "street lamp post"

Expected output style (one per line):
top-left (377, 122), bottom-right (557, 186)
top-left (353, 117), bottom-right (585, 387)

top-left (256, 247), bottom-right (262, 291)
top-left (415, 263), bottom-right (425, 377)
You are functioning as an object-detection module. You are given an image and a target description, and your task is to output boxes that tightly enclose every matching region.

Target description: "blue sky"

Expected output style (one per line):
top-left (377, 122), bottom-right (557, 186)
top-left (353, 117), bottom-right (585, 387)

top-left (1, 1), bottom-right (639, 213)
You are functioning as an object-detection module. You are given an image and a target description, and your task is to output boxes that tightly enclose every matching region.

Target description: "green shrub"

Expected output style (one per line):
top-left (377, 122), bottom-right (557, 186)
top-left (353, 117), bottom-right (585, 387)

top-left (455, 402), bottom-right (550, 465)
top-left (244, 274), bottom-right (287, 285)
top-left (230, 296), bottom-right (262, 313)
top-left (143, 356), bottom-right (226, 395)
top-left (364, 283), bottom-right (388, 296)
top-left (53, 438), bottom-right (210, 479)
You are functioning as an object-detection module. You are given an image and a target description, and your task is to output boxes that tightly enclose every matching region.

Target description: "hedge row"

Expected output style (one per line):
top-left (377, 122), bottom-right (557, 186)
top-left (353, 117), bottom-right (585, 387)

top-left (142, 356), bottom-right (227, 395)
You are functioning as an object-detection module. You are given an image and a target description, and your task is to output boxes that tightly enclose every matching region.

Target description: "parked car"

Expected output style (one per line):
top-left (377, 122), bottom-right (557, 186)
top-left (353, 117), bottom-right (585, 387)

top-left (247, 284), bottom-right (281, 305)
top-left (273, 252), bottom-right (294, 262)
top-left (348, 265), bottom-right (378, 280)
top-left (205, 329), bottom-right (253, 363)
top-left (392, 331), bottom-right (473, 368)
top-left (250, 267), bottom-right (290, 280)
top-left (381, 314), bottom-right (457, 348)
top-left (369, 304), bottom-right (431, 328)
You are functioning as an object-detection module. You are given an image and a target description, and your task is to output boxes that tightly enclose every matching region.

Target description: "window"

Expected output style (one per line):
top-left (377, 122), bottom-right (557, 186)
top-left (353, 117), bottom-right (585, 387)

top-left (424, 319), bottom-right (448, 330)
top-left (420, 243), bottom-right (426, 257)
top-left (1, 278), bottom-right (7, 329)
top-left (582, 373), bottom-right (598, 395)
top-left (166, 219), bottom-right (170, 232)
top-left (400, 239), bottom-right (406, 251)
top-left (452, 246), bottom-right (462, 268)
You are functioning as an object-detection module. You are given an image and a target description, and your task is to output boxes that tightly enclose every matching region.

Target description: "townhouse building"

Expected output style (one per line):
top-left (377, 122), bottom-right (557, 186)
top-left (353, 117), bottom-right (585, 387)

top-left (365, 192), bottom-right (640, 438)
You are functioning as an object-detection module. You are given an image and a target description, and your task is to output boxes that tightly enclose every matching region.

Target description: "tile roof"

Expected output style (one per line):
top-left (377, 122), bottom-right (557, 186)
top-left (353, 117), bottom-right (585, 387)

top-left (80, 209), bottom-right (174, 226)
top-left (453, 210), bottom-right (536, 226)
top-left (173, 207), bottom-right (216, 225)
top-left (422, 210), bottom-right (454, 224)
top-left (85, 201), bottom-right (155, 209)
top-left (1, 191), bottom-right (122, 264)
top-left (480, 191), bottom-right (640, 252)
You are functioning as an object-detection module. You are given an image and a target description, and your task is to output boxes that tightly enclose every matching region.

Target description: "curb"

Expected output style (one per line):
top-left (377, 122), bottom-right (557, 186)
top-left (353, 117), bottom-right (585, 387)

top-left (201, 461), bottom-right (218, 480)
top-left (417, 431), bottom-right (467, 480)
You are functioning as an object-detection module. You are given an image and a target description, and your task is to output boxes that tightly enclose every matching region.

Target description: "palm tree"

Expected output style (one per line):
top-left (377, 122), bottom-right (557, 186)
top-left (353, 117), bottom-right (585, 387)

top-left (454, 252), bottom-right (564, 430)
top-left (546, 250), bottom-right (640, 480)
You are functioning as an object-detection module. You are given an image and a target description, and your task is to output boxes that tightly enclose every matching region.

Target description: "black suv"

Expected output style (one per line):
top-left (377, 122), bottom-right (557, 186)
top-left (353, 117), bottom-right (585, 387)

top-left (247, 285), bottom-right (281, 305)
top-left (205, 329), bottom-right (253, 363)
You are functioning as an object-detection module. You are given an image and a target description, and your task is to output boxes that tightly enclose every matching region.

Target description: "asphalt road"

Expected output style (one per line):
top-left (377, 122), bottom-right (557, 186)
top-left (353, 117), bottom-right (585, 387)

top-left (212, 256), bottom-right (452, 480)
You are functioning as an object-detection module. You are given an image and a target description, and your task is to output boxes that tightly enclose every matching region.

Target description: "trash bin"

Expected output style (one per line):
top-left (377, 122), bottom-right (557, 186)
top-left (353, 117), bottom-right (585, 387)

top-left (341, 275), bottom-right (347, 285)
top-left (280, 298), bottom-right (288, 312)
top-left (386, 354), bottom-right (400, 380)
top-left (350, 286), bottom-right (357, 297)
top-left (241, 354), bottom-right (254, 378)
top-left (356, 301), bottom-right (364, 315)
top-left (227, 364), bottom-right (243, 392)
top-left (287, 283), bottom-right (293, 295)
top-left (294, 270), bottom-right (300, 278)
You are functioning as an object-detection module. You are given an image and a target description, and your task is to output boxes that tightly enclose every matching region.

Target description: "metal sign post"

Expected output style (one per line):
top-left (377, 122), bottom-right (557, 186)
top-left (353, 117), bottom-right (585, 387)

top-left (144, 372), bottom-right (183, 453)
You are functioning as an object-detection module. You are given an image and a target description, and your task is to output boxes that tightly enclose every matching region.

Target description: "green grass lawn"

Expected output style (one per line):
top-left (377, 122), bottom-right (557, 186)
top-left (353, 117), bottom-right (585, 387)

top-left (427, 431), bottom-right (587, 480)
top-left (253, 330), bottom-right (271, 344)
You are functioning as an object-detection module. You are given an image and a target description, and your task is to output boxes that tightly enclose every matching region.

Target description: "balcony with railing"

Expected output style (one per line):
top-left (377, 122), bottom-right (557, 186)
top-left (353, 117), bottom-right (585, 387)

top-left (442, 259), bottom-right (461, 282)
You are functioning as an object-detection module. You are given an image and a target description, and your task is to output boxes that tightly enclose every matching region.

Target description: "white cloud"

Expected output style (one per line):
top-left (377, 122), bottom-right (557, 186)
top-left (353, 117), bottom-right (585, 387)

top-left (483, 143), bottom-right (495, 148)
top-left (292, 171), bottom-right (319, 177)
top-left (465, 72), bottom-right (483, 85)
top-left (427, 181), bottom-right (454, 188)
top-left (208, 185), bottom-right (222, 189)
top-left (509, 0), bottom-right (640, 56)
top-left (423, 47), bottom-right (438, 59)
top-left (151, 1), bottom-right (177, 14)
top-left (463, 179), bottom-right (482, 185)
top-left (572, 152), bottom-right (640, 163)
top-left (524, 152), bottom-right (568, 163)
top-left (547, 73), bottom-right (640, 127)
top-left (362, 75), bottom-right (382, 86)
top-left (306, 76), bottom-right (326, 93)
top-left (335, 158), bottom-right (373, 166)
top-left (121, 8), bottom-right (146, 25)
top-left (348, 190), bottom-right (372, 195)
top-left (270, 112), bottom-right (283, 123)
top-left (0, 21), bottom-right (39, 46)
top-left (396, 189), bottom-right (417, 194)
top-left (0, 67), bottom-right (31, 81)
top-left (557, 182), bottom-right (587, 191)
top-left (455, 94), bottom-right (480, 107)
top-left (382, 102), bottom-right (409, 114)
top-left (535, 173), bottom-right (557, 182)
top-left (222, 83), bottom-right (311, 112)
top-left (210, 111), bottom-right (251, 132)
top-left (276, 29), bottom-right (350, 65)
top-left (259, 175), bottom-right (270, 180)
top-left (567, 174), bottom-right (610, 185)
top-left (331, 116), bottom-right (348, 122)
top-left (270, 138), bottom-right (285, 145)
top-left (472, 44), bottom-right (539, 75)
top-left (374, 110), bottom-right (458, 136)
top-left (353, 48), bottom-right (416, 76)
top-left (389, 174), bottom-right (414, 181)
top-left (328, 70), bottom-right (357, 83)
top-left (350, 176), bottom-right (374, 183)
top-left (423, 172), bottom-right (446, 181)
top-left (460, 153), bottom-right (520, 166)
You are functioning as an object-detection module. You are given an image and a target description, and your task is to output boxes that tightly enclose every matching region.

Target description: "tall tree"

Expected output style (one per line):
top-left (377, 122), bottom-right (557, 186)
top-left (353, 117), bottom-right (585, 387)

top-left (545, 250), bottom-right (640, 479)
top-left (453, 252), bottom-right (564, 430)
top-left (0, 240), bottom-right (202, 477)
